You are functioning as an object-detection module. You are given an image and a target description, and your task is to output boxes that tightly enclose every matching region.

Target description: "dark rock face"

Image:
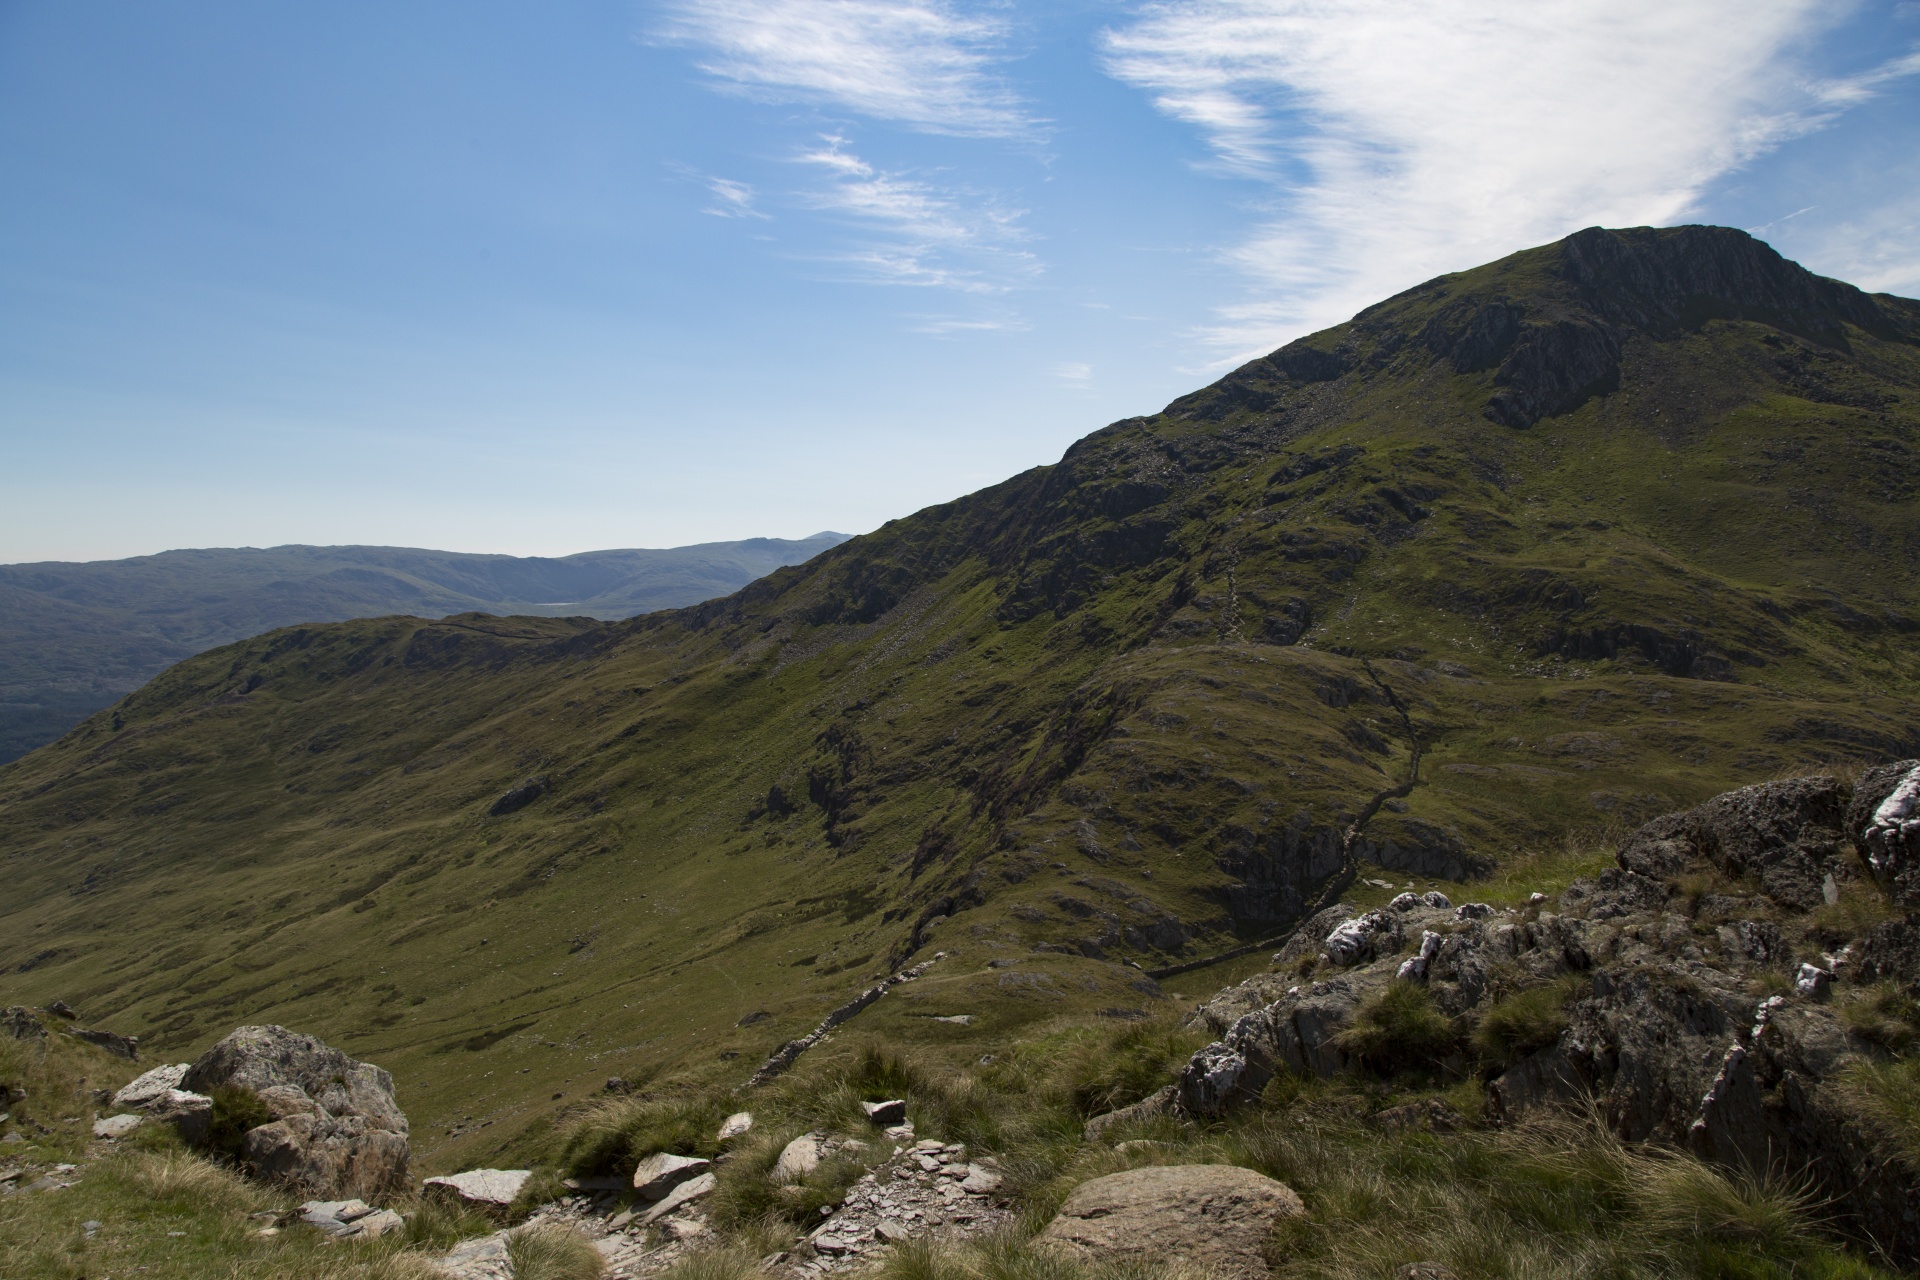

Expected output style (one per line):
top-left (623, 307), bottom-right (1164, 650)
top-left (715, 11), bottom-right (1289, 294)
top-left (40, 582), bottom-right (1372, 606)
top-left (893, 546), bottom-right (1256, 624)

top-left (71, 1028), bottom-right (139, 1060)
top-left (1418, 225), bottom-right (1920, 430)
top-left (185, 1025), bottom-right (409, 1199)
top-left (1558, 224), bottom-right (1910, 340)
top-left (487, 775), bottom-right (550, 817)
top-left (1167, 765), bottom-right (1920, 1266)
top-left (1617, 776), bottom-right (1849, 909)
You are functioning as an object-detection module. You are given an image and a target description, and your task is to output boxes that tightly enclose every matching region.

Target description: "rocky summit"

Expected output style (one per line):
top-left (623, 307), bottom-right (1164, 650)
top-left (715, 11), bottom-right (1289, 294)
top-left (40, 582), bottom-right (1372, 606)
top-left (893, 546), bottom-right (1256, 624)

top-left (0, 225), bottom-right (1918, 1277)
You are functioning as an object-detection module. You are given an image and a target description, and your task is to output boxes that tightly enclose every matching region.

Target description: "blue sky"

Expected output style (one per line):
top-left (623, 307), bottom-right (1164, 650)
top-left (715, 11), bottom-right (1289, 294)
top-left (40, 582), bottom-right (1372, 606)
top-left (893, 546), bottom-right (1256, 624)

top-left (2, 0), bottom-right (1916, 563)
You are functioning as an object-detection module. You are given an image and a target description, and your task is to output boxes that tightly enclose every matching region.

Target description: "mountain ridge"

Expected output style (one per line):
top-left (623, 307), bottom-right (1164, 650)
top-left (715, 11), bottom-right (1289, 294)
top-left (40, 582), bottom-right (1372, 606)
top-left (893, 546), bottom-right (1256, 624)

top-left (0, 224), bottom-right (1914, 1177)
top-left (0, 533), bottom-right (850, 762)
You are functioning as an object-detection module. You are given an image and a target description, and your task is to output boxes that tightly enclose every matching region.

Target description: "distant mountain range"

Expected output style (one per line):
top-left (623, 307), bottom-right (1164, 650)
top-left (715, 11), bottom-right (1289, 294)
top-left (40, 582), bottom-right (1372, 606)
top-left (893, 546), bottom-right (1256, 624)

top-left (0, 534), bottom-right (848, 761)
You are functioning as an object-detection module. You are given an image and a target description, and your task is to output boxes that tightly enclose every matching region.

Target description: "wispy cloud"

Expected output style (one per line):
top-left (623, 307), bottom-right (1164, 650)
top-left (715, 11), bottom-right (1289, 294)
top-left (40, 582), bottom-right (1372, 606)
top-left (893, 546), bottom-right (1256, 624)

top-left (702, 176), bottom-right (768, 219)
top-left (657, 0), bottom-right (1034, 137)
top-left (1101, 0), bottom-right (1919, 358)
top-left (793, 135), bottom-right (1036, 292)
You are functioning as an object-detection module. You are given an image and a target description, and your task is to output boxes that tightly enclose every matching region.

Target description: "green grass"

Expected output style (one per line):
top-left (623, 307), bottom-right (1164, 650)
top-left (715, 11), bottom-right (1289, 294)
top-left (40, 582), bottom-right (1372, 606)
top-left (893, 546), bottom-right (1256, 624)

top-left (1329, 982), bottom-right (1459, 1072)
top-left (1472, 976), bottom-right (1588, 1067)
top-left (504, 1223), bottom-right (606, 1280)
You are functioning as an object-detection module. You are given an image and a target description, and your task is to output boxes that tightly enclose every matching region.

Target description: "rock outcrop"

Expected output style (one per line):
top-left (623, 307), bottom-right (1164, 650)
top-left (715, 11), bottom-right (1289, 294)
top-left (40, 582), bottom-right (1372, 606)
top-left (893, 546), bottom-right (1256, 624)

top-left (183, 1024), bottom-right (409, 1200)
top-left (1167, 770), bottom-right (1920, 1266)
top-left (1037, 1164), bottom-right (1304, 1280)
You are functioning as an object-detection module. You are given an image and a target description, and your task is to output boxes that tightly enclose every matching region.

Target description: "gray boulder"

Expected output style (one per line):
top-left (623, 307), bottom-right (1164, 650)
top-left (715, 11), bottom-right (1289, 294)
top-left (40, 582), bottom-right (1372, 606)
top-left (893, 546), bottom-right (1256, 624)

top-left (1617, 777), bottom-right (1848, 909)
top-left (147, 1089), bottom-right (214, 1146)
top-left (2, 1007), bottom-right (44, 1041)
top-left (184, 1025), bottom-right (407, 1134)
top-left (423, 1168), bottom-right (531, 1213)
top-left (244, 1115), bottom-right (409, 1201)
top-left (185, 1025), bottom-right (409, 1200)
top-left (112, 1064), bottom-right (190, 1110)
top-left (632, 1152), bottom-right (711, 1199)
top-left (71, 1028), bottom-right (139, 1061)
top-left (1037, 1164), bottom-right (1304, 1279)
top-left (1849, 760), bottom-right (1920, 908)
top-left (1083, 1085), bottom-right (1177, 1142)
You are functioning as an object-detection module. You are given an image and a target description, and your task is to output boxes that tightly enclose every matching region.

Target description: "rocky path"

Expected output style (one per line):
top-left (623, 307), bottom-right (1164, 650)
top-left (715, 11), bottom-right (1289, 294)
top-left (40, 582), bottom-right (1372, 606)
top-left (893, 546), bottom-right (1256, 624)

top-left (435, 1128), bottom-right (1010, 1279)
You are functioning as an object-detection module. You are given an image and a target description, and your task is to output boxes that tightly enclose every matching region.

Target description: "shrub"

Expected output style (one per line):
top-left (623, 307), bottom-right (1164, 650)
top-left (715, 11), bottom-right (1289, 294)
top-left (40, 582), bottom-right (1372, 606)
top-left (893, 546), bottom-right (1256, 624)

top-left (1472, 977), bottom-right (1584, 1067)
top-left (1330, 982), bottom-right (1457, 1071)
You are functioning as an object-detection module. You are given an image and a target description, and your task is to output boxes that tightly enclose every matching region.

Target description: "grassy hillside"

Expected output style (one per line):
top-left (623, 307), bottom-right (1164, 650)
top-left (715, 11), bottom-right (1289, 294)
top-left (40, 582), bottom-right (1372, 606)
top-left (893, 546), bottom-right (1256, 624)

top-left (0, 534), bottom-right (848, 762)
top-left (1, 225), bottom-right (1915, 1177)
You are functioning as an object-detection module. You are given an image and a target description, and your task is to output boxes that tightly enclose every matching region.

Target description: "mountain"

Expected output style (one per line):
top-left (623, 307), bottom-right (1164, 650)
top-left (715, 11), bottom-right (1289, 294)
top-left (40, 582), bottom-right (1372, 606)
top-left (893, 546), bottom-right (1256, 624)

top-left (0, 225), bottom-right (1915, 1178)
top-left (0, 534), bottom-right (850, 762)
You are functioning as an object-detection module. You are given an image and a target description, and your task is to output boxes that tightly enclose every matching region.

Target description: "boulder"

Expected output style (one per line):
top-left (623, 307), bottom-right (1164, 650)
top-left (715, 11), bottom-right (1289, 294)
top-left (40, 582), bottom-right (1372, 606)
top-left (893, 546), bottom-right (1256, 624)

top-left (1850, 760), bottom-right (1920, 907)
top-left (1852, 918), bottom-right (1920, 987)
top-left (423, 1168), bottom-right (531, 1211)
top-left (716, 1111), bottom-right (753, 1141)
top-left (184, 1025), bottom-right (407, 1135)
top-left (185, 1025), bottom-right (409, 1199)
top-left (632, 1152), bottom-right (710, 1199)
top-left (46, 1000), bottom-right (79, 1021)
top-left (1084, 1085), bottom-right (1177, 1142)
top-left (349, 1208), bottom-right (406, 1239)
top-left (2, 1007), bottom-right (44, 1041)
top-left (93, 1113), bottom-right (145, 1139)
top-left (147, 1089), bottom-right (214, 1146)
top-left (860, 1099), bottom-right (907, 1125)
top-left (1618, 777), bottom-right (1848, 909)
top-left (639, 1171), bottom-right (715, 1224)
top-left (244, 1115), bottom-right (410, 1201)
top-left (1037, 1164), bottom-right (1305, 1280)
top-left (774, 1133), bottom-right (822, 1182)
top-left (112, 1064), bottom-right (190, 1110)
top-left (71, 1028), bottom-right (139, 1060)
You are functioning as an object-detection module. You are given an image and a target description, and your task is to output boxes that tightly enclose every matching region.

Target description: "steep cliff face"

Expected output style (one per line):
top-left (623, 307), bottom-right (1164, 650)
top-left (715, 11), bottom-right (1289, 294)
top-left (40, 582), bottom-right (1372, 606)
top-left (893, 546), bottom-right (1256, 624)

top-left (1, 226), bottom-right (1916, 1169)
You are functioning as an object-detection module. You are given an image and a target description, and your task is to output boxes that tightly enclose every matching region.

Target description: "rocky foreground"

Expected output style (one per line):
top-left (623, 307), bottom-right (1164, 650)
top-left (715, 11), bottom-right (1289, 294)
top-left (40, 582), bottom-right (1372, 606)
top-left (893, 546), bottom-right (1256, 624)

top-left (5, 758), bottom-right (1919, 1277)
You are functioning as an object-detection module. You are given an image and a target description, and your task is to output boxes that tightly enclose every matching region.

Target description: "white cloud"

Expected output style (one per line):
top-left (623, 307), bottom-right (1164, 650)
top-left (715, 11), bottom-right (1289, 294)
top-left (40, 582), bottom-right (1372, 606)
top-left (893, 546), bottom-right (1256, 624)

top-left (1100, 0), bottom-right (1919, 359)
top-left (656, 0), bottom-right (1033, 137)
top-left (1053, 361), bottom-right (1093, 381)
top-left (792, 135), bottom-right (1037, 292)
top-left (703, 176), bottom-right (768, 219)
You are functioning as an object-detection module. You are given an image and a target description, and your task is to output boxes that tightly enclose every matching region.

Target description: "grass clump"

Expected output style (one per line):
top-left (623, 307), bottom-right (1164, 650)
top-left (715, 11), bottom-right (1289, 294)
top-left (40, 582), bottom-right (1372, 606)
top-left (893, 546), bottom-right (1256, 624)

top-left (1836, 1056), bottom-right (1920, 1169)
top-left (1226, 1102), bottom-right (1882, 1279)
top-left (1839, 982), bottom-right (1919, 1053)
top-left (1329, 982), bottom-right (1457, 1071)
top-left (206, 1084), bottom-right (276, 1162)
top-left (1472, 976), bottom-right (1586, 1067)
top-left (560, 1094), bottom-right (729, 1178)
top-left (504, 1223), bottom-right (606, 1280)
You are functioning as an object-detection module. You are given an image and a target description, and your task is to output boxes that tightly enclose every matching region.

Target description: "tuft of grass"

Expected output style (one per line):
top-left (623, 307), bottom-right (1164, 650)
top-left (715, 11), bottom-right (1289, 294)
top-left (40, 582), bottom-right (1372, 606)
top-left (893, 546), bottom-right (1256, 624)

top-left (1329, 982), bottom-right (1458, 1072)
top-left (507, 1167), bottom-right (573, 1223)
top-left (1839, 982), bottom-right (1919, 1054)
top-left (206, 1084), bottom-right (276, 1162)
top-left (1471, 976), bottom-right (1586, 1067)
top-left (873, 1229), bottom-right (1203, 1280)
top-left (505, 1224), bottom-right (606, 1280)
top-left (559, 1094), bottom-right (728, 1179)
top-left (127, 1150), bottom-right (271, 1215)
top-left (1835, 1056), bottom-right (1920, 1169)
